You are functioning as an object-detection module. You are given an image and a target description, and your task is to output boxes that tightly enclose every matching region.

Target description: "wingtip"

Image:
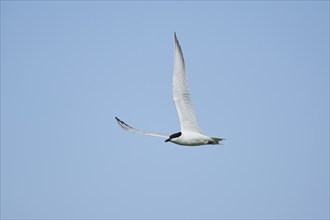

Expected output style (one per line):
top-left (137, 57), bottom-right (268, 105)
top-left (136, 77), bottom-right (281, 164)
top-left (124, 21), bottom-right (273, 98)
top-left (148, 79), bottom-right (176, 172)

top-left (115, 116), bottom-right (127, 131)
top-left (174, 32), bottom-right (181, 49)
top-left (115, 116), bottom-right (121, 123)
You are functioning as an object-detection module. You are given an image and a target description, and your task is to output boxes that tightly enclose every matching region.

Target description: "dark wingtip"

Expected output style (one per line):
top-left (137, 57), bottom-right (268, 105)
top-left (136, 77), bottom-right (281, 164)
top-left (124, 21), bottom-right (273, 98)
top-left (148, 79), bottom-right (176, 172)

top-left (115, 117), bottom-right (124, 125)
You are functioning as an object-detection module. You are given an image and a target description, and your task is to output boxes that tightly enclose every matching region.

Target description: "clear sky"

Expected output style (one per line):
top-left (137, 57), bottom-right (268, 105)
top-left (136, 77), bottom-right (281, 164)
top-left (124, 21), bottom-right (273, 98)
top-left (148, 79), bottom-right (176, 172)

top-left (1, 1), bottom-right (329, 219)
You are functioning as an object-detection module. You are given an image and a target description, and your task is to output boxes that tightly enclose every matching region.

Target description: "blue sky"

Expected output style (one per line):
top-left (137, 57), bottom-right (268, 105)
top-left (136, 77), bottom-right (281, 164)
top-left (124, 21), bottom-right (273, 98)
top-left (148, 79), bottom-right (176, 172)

top-left (1, 1), bottom-right (329, 219)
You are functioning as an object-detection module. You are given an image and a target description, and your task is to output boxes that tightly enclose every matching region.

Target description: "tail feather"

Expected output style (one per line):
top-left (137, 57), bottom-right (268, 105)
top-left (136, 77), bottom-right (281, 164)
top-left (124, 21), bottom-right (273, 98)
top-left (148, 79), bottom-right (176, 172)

top-left (211, 137), bottom-right (225, 145)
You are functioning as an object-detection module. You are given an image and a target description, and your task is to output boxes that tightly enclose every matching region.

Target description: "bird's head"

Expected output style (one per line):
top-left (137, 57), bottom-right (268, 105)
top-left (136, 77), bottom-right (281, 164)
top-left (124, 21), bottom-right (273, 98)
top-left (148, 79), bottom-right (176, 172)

top-left (165, 132), bottom-right (182, 142)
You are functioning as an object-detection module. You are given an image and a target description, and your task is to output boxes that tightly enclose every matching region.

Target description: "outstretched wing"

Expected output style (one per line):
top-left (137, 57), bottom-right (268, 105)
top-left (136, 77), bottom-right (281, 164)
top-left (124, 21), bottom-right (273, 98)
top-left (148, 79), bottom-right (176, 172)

top-left (173, 33), bottom-right (202, 133)
top-left (115, 117), bottom-right (169, 139)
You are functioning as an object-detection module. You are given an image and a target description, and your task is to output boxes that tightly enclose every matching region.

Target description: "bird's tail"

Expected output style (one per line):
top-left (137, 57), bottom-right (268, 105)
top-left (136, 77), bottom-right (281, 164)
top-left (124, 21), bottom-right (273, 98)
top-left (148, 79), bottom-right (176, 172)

top-left (211, 137), bottom-right (225, 145)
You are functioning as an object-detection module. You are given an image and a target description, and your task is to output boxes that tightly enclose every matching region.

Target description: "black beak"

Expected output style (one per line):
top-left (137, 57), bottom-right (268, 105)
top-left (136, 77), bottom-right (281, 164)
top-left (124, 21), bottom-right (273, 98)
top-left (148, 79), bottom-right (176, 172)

top-left (165, 138), bottom-right (171, 142)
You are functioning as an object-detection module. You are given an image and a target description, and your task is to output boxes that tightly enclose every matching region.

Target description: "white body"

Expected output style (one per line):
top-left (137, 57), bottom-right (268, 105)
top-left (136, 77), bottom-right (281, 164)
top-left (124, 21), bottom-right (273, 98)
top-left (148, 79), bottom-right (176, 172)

top-left (115, 33), bottom-right (224, 146)
top-left (170, 132), bottom-right (219, 146)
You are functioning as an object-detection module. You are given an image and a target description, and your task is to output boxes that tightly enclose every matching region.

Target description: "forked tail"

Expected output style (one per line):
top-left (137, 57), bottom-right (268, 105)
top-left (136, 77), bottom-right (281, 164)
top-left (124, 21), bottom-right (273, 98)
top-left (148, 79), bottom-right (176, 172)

top-left (211, 137), bottom-right (225, 145)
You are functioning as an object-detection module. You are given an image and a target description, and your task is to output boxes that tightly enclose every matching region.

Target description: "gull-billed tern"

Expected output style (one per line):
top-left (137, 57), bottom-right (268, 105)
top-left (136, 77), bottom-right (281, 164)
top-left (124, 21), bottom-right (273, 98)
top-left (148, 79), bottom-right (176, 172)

top-left (115, 33), bottom-right (224, 146)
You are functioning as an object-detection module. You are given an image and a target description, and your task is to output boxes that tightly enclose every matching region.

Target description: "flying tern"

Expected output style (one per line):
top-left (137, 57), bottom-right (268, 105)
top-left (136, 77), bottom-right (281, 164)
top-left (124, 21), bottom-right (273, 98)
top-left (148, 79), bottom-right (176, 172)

top-left (115, 33), bottom-right (224, 146)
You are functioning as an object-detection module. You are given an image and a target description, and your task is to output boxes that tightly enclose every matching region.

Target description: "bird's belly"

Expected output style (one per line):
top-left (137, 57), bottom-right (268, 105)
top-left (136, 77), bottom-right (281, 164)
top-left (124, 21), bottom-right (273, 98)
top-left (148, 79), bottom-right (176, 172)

top-left (172, 134), bottom-right (212, 146)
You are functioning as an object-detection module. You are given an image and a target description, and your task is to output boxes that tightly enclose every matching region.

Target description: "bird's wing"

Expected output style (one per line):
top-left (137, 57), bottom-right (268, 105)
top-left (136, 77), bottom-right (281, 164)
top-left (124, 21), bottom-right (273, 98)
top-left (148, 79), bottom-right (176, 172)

top-left (173, 33), bottom-right (202, 133)
top-left (115, 117), bottom-right (169, 138)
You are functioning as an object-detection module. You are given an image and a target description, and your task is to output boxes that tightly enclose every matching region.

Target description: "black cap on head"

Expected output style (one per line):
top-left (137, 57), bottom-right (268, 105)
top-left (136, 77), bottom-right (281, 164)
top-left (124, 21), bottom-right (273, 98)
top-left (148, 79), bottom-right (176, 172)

top-left (165, 132), bottom-right (182, 142)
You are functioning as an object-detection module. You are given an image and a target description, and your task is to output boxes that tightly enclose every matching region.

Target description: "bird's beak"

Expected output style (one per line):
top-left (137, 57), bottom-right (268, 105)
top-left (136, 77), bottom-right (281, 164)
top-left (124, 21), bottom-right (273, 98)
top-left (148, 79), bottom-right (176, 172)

top-left (165, 138), bottom-right (171, 142)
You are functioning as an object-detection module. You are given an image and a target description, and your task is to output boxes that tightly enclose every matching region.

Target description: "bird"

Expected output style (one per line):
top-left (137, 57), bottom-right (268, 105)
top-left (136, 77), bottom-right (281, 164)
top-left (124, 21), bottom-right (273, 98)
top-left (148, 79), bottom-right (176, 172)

top-left (115, 33), bottom-right (224, 146)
